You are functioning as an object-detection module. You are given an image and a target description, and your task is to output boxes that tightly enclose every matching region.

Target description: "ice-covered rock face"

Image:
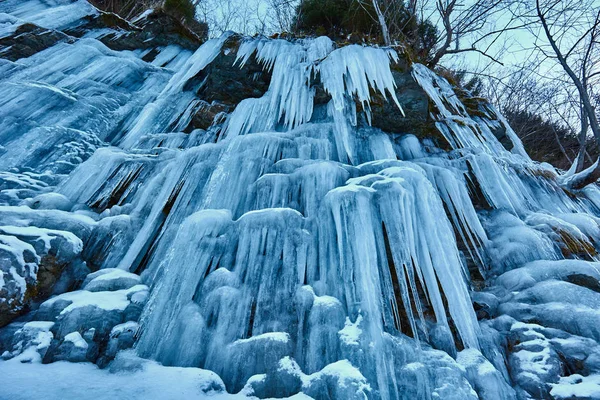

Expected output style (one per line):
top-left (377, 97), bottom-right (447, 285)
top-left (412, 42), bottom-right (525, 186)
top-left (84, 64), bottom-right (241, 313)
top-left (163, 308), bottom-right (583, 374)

top-left (3, 1), bottom-right (600, 399)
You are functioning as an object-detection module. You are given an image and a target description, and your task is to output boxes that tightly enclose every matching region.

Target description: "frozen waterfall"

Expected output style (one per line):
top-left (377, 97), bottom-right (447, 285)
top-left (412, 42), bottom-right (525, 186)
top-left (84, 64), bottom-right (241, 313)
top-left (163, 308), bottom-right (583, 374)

top-left (3, 1), bottom-right (600, 399)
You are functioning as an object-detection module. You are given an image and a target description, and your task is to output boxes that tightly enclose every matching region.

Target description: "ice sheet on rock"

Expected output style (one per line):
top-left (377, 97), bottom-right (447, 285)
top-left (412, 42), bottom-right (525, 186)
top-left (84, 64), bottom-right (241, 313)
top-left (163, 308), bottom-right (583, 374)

top-left (0, 38), bottom-right (174, 153)
top-left (557, 212), bottom-right (600, 245)
top-left (0, 13), bottom-right (21, 39)
top-left (25, 193), bottom-right (73, 211)
top-left (119, 33), bottom-right (232, 148)
top-left (134, 130), bottom-right (212, 150)
top-left (412, 63), bottom-right (529, 160)
top-left (525, 212), bottom-right (598, 257)
top-left (500, 283), bottom-right (600, 341)
top-left (0, 126), bottom-right (103, 175)
top-left (58, 147), bottom-right (168, 211)
top-left (149, 45), bottom-right (194, 70)
top-left (411, 64), bottom-right (466, 119)
top-left (465, 153), bottom-right (532, 214)
top-left (482, 211), bottom-right (559, 274)
top-left (497, 259), bottom-right (600, 292)
top-left (0, 0), bottom-right (98, 32)
top-left (0, 170), bottom-right (52, 206)
top-left (82, 268), bottom-right (141, 292)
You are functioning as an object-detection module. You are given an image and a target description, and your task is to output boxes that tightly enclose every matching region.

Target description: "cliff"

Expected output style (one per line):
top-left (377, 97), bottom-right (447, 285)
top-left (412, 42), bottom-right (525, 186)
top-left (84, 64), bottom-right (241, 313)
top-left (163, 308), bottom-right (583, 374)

top-left (1, 1), bottom-right (600, 399)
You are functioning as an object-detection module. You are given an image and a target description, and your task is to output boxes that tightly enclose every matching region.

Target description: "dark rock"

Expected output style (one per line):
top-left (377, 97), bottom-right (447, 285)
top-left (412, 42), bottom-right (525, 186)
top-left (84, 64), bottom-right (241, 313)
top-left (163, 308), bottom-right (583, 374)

top-left (0, 23), bottom-right (74, 61)
top-left (368, 66), bottom-right (448, 149)
top-left (48, 331), bottom-right (90, 362)
top-left (65, 9), bottom-right (204, 52)
top-left (566, 273), bottom-right (600, 293)
top-left (188, 101), bottom-right (232, 131)
top-left (195, 35), bottom-right (271, 106)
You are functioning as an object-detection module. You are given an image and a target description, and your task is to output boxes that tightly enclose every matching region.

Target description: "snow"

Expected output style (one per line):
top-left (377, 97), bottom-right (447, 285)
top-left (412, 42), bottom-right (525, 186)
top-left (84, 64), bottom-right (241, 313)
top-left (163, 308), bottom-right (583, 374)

top-left (551, 374), bottom-right (600, 399)
top-left (303, 359), bottom-right (371, 391)
top-left (110, 321), bottom-right (139, 336)
top-left (0, 224), bottom-right (83, 253)
top-left (23, 321), bottom-right (55, 330)
top-left (41, 285), bottom-right (148, 315)
top-left (0, 354), bottom-right (242, 400)
top-left (83, 268), bottom-right (141, 292)
top-left (233, 332), bottom-right (290, 345)
top-left (338, 315), bottom-right (363, 346)
top-left (2, 321), bottom-right (54, 363)
top-left (64, 331), bottom-right (88, 349)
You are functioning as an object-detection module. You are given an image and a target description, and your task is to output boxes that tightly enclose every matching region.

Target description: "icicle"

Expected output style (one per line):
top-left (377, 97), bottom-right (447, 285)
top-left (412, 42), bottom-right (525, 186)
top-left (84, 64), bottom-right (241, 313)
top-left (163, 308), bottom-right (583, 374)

top-left (412, 63), bottom-right (528, 158)
top-left (224, 37), bottom-right (333, 139)
top-left (321, 163), bottom-right (481, 351)
top-left (320, 45), bottom-right (404, 116)
top-left (417, 162), bottom-right (490, 270)
top-left (224, 37), bottom-right (405, 141)
top-left (120, 33), bottom-right (233, 148)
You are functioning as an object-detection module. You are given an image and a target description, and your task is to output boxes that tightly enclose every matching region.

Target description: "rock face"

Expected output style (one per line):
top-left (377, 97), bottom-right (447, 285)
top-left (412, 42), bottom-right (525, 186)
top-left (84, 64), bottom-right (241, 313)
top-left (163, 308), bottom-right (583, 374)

top-left (2, 1), bottom-right (600, 400)
top-left (68, 8), bottom-right (207, 52)
top-left (0, 22), bottom-right (73, 61)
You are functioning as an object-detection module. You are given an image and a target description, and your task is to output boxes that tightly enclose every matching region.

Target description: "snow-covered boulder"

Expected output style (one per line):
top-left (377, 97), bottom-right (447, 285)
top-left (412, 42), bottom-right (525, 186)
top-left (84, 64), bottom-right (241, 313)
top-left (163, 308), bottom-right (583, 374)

top-left (82, 268), bottom-right (141, 292)
top-left (0, 321), bottom-right (54, 363)
top-left (0, 224), bottom-right (84, 326)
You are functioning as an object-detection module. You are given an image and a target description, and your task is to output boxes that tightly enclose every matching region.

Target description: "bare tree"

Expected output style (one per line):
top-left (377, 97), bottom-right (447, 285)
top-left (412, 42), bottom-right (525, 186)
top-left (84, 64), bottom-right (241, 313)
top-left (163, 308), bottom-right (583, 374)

top-left (372, 0), bottom-right (392, 45)
top-left (267, 0), bottom-right (300, 32)
top-left (426, 0), bottom-right (523, 67)
top-left (195, 0), bottom-right (301, 36)
top-left (529, 0), bottom-right (600, 187)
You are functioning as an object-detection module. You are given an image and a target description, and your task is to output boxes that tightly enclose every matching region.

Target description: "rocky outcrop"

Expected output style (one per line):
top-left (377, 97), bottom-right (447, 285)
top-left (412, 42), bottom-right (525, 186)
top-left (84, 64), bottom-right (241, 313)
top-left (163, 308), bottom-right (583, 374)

top-left (195, 35), bottom-right (272, 106)
top-left (2, 268), bottom-right (147, 365)
top-left (0, 23), bottom-right (73, 61)
top-left (67, 8), bottom-right (206, 52)
top-left (0, 225), bottom-right (85, 327)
